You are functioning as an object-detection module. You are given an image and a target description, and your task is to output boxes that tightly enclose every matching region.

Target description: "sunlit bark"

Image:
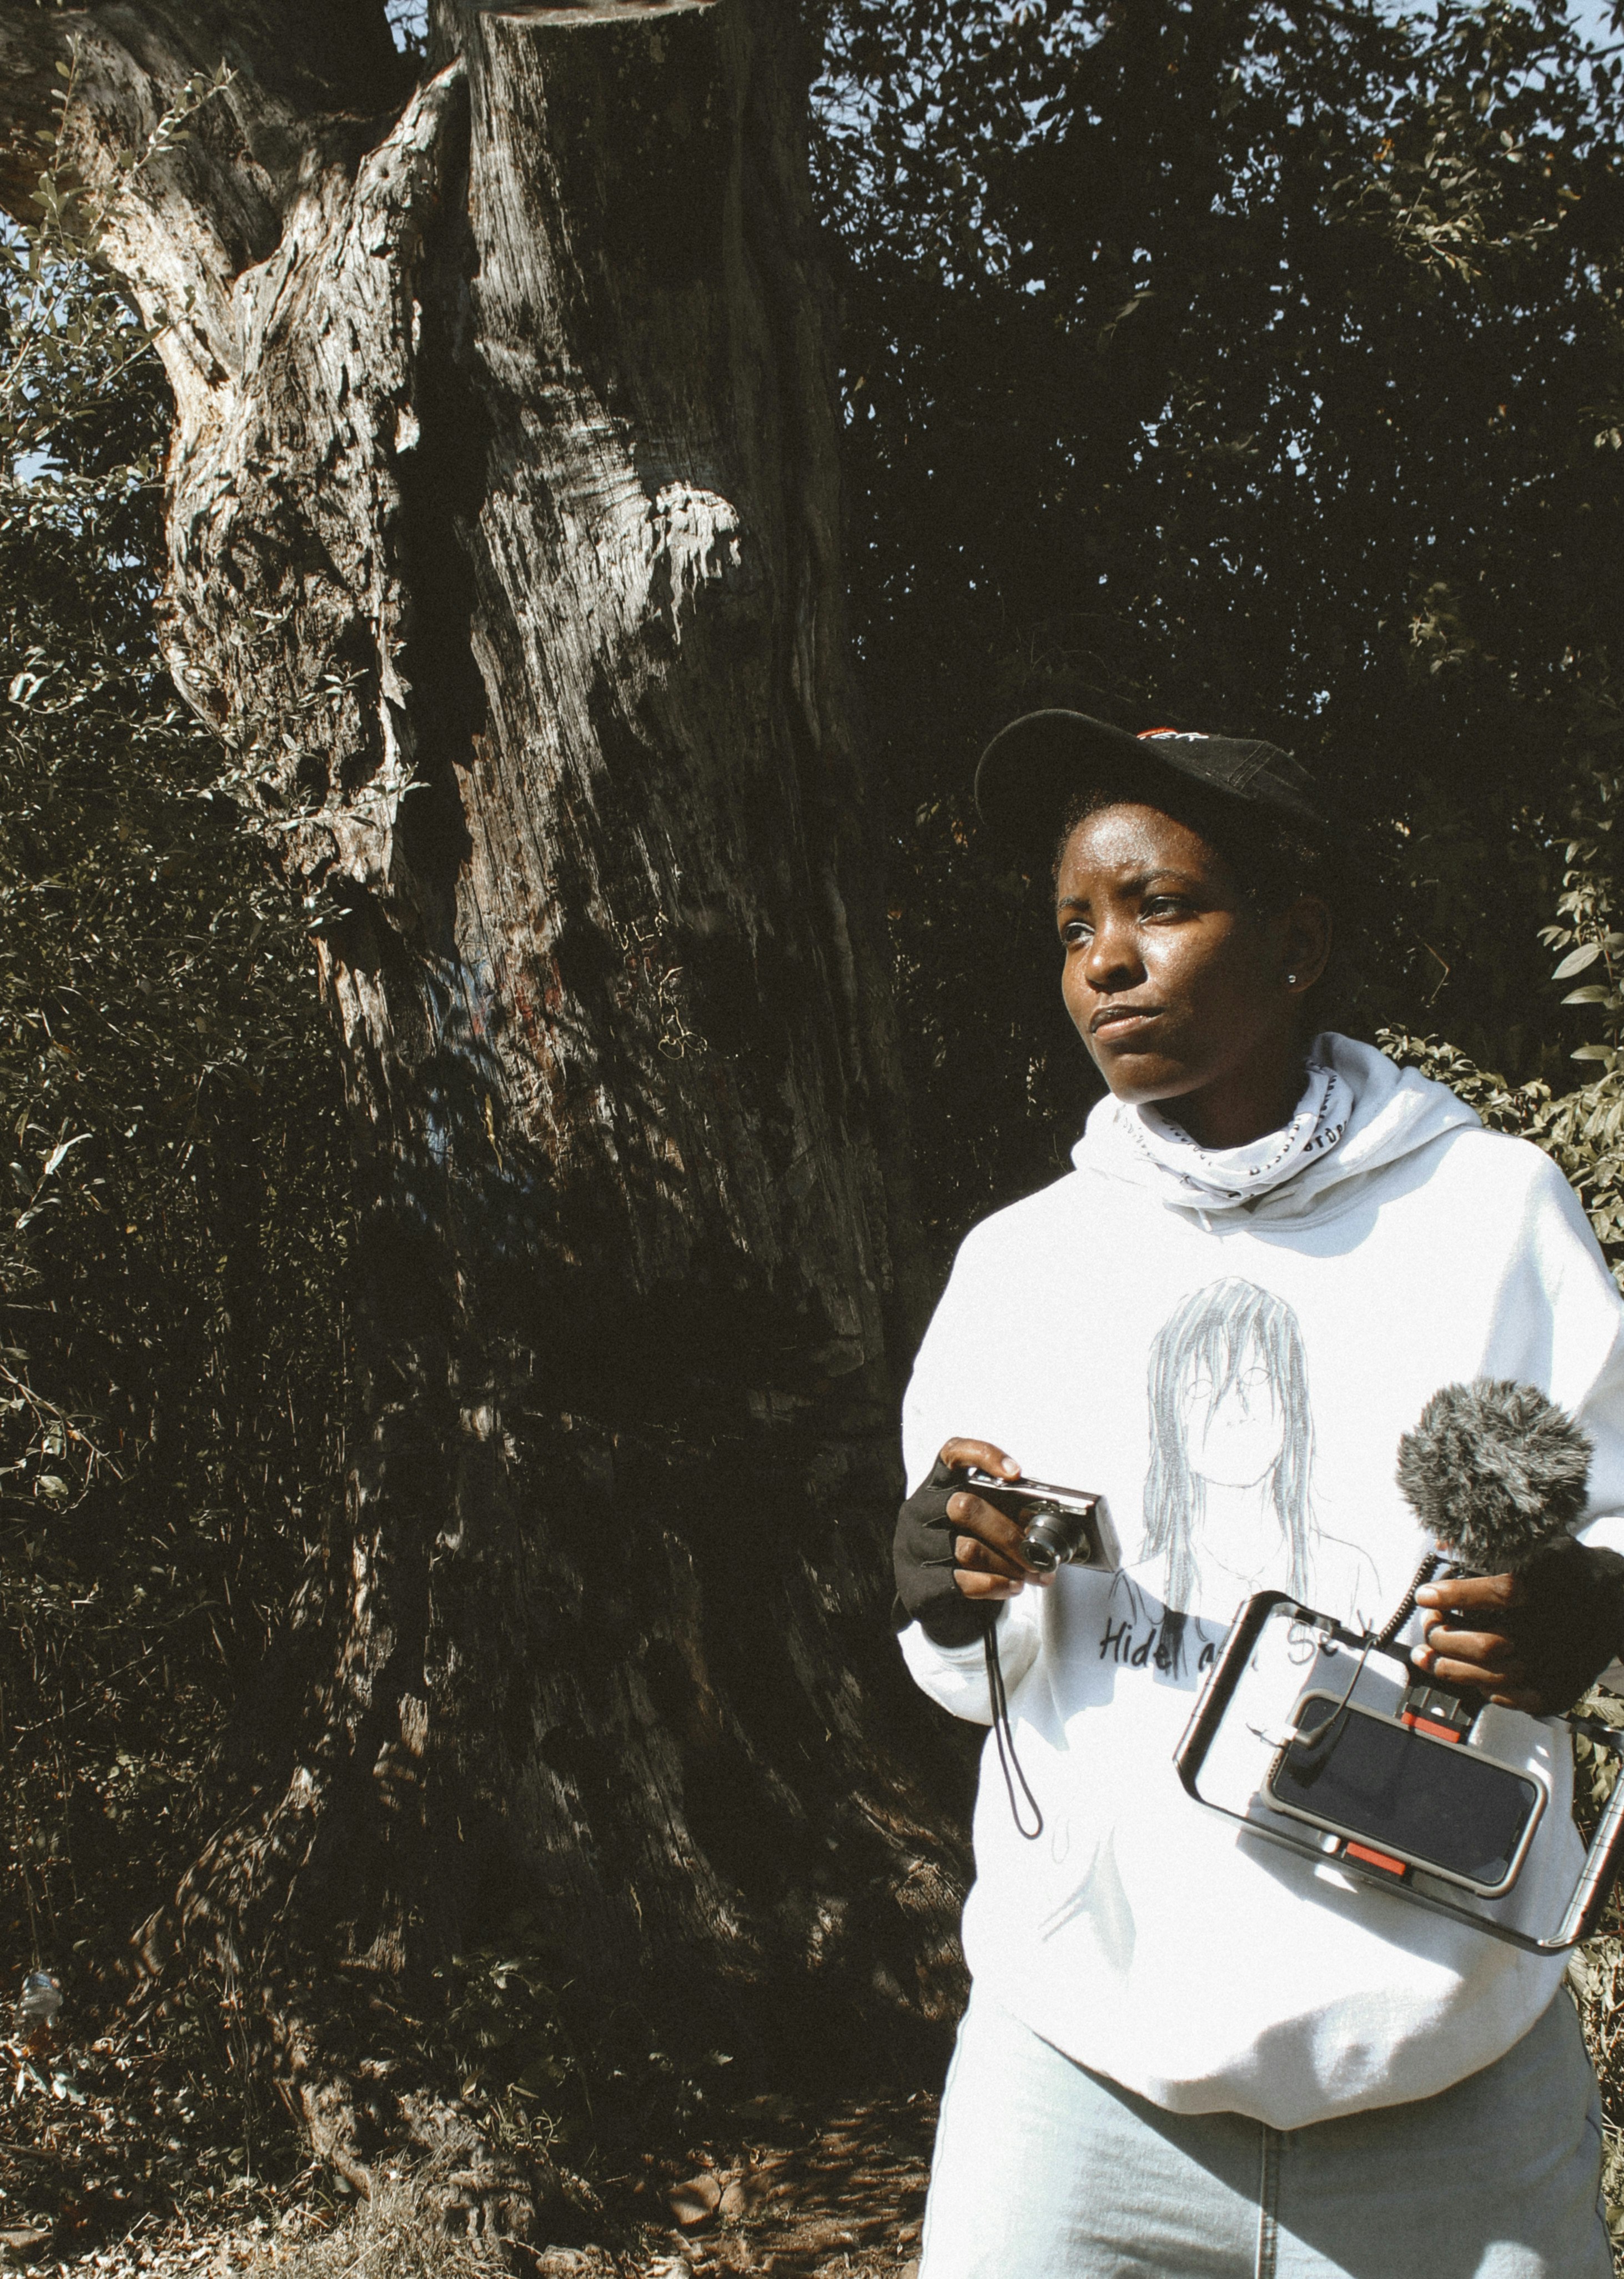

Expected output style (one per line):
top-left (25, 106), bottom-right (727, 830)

top-left (0, 0), bottom-right (967, 2195)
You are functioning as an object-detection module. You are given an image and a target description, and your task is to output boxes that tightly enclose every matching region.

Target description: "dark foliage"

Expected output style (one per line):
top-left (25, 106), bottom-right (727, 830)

top-left (814, 0), bottom-right (1624, 1261)
top-left (0, 218), bottom-right (353, 2010)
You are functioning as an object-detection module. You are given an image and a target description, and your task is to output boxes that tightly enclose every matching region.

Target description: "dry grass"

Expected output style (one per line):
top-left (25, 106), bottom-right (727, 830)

top-left (251, 2168), bottom-right (520, 2279)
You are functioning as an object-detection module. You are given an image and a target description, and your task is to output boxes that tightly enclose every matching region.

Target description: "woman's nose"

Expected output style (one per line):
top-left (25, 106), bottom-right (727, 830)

top-left (1084, 919), bottom-right (1144, 989)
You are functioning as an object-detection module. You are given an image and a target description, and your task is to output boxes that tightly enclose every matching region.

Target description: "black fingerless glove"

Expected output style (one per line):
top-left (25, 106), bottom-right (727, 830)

top-left (892, 1457), bottom-right (994, 1648)
top-left (1510, 1537), bottom-right (1624, 1714)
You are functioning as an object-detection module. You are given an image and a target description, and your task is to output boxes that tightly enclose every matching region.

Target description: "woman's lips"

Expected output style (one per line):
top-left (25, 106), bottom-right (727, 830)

top-left (1091, 1004), bottom-right (1161, 1037)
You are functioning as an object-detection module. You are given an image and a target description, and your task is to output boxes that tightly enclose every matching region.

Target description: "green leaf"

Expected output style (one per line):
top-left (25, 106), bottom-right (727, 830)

top-left (1554, 942), bottom-right (1603, 980)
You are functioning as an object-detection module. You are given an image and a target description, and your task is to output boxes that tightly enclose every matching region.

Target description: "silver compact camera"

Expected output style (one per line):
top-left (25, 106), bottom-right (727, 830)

top-left (960, 1468), bottom-right (1119, 1573)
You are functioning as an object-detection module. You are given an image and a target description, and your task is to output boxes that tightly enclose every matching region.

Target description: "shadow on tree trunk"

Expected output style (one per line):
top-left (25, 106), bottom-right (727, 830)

top-left (0, 0), bottom-right (978, 2211)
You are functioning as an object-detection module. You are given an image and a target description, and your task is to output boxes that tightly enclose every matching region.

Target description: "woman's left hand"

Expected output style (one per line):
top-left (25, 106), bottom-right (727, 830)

top-left (1414, 1538), bottom-right (1624, 1715)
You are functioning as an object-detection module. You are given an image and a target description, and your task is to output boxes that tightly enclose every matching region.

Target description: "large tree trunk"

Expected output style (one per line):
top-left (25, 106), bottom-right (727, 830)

top-left (0, 0), bottom-right (970, 2196)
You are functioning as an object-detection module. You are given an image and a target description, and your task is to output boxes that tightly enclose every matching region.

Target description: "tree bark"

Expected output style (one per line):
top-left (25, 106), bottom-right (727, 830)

top-left (0, 0), bottom-right (970, 2193)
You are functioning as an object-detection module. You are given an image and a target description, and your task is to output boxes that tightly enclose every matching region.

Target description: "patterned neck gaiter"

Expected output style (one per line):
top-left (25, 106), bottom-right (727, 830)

top-left (1123, 1053), bottom-right (1355, 1210)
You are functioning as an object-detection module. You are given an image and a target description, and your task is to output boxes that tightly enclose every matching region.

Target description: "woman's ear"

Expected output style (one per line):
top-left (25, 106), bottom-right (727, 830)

top-left (1279, 896), bottom-right (1333, 996)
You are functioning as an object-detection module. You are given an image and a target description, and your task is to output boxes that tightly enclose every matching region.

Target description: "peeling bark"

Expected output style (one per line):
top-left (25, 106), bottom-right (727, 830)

top-left (0, 0), bottom-right (969, 2187)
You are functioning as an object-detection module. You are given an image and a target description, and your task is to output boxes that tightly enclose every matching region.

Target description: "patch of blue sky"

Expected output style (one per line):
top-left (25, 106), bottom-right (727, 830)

top-left (1377, 0), bottom-right (1616, 33)
top-left (386, 1), bottom-right (428, 56)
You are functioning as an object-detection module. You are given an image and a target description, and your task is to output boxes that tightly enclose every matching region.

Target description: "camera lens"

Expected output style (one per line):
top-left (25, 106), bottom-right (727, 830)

top-left (1021, 1501), bottom-right (1090, 1572)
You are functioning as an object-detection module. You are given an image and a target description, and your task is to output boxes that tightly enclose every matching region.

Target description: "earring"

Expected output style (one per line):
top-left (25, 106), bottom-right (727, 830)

top-left (1286, 972), bottom-right (1298, 986)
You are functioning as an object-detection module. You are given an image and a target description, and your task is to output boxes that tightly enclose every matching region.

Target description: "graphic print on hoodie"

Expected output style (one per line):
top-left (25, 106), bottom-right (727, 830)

top-left (898, 1033), bottom-right (1624, 2126)
top-left (1135, 1274), bottom-right (1380, 1639)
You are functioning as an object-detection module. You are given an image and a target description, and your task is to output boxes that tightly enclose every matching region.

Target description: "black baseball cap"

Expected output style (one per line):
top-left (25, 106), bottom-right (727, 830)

top-left (974, 710), bottom-right (1328, 861)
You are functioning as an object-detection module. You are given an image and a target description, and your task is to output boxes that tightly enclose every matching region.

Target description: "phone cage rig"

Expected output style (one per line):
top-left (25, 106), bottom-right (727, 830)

top-left (1174, 1589), bottom-right (1624, 1955)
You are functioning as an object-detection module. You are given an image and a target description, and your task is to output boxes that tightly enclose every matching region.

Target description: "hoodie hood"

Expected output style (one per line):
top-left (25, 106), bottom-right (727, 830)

top-left (1073, 1033), bottom-right (1480, 1223)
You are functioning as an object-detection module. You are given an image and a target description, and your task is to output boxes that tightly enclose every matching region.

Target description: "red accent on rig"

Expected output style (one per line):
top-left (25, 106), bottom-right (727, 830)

top-left (1345, 1842), bottom-right (1410, 1879)
top-left (1401, 1712), bottom-right (1464, 1744)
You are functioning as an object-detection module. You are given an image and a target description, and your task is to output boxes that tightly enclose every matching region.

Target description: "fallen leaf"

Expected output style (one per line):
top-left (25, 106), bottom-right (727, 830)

top-left (666, 2172), bottom-right (721, 2227)
top-left (717, 2172), bottom-right (764, 2219)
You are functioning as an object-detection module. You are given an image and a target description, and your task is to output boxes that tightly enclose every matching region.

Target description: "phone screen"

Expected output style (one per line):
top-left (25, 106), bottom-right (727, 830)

top-left (1268, 1696), bottom-right (1541, 1890)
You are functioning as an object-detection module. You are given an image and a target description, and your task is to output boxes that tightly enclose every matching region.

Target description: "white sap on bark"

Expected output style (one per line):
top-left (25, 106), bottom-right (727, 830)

top-left (0, 0), bottom-right (970, 2176)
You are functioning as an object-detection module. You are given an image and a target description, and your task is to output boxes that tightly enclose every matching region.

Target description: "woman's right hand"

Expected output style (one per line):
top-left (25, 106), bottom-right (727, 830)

top-left (891, 1438), bottom-right (1054, 1645)
top-left (938, 1437), bottom-right (1057, 1603)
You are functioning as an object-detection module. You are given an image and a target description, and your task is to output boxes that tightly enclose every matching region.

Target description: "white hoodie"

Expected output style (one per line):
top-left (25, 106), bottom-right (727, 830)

top-left (899, 1034), bottom-right (1624, 2127)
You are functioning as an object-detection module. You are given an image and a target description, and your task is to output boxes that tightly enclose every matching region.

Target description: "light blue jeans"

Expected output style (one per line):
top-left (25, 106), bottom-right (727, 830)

top-left (919, 1988), bottom-right (1612, 2278)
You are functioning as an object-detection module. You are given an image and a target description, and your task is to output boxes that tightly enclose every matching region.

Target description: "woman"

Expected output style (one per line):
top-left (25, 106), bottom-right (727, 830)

top-left (891, 709), bottom-right (1624, 2278)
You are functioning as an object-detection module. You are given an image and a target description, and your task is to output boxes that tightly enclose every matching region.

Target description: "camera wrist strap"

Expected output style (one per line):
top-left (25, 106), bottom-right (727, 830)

top-left (984, 1624), bottom-right (1043, 1840)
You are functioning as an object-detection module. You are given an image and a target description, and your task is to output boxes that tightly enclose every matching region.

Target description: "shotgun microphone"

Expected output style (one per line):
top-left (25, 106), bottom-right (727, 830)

top-left (1396, 1378), bottom-right (1592, 1576)
top-left (1392, 1378), bottom-right (1593, 1736)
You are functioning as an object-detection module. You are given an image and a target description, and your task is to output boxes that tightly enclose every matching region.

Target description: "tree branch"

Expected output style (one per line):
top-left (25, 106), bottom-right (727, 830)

top-left (0, 2), bottom-right (414, 401)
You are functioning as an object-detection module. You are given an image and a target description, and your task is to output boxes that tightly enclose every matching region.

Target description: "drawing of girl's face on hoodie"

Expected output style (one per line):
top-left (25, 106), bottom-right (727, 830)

top-left (1140, 1276), bottom-right (1377, 1626)
top-left (1181, 1348), bottom-right (1287, 1491)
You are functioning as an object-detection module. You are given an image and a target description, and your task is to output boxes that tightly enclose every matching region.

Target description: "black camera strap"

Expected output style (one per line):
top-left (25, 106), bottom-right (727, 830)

top-left (985, 1624), bottom-right (1043, 1840)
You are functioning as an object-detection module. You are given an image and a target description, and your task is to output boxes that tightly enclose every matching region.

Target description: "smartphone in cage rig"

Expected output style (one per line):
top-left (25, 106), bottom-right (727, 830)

top-left (1175, 1590), bottom-right (1624, 1951)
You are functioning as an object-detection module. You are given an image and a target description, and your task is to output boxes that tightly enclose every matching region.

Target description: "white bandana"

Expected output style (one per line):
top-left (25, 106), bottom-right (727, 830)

top-left (1123, 1053), bottom-right (1354, 1209)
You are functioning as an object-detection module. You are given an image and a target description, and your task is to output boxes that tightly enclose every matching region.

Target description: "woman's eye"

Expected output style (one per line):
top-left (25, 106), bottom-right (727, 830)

top-left (1142, 896), bottom-right (1189, 919)
top-left (1059, 919), bottom-right (1092, 947)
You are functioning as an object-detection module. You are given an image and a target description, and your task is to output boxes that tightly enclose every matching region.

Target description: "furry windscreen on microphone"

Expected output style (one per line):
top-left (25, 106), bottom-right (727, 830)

top-left (1396, 1379), bottom-right (1592, 1573)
